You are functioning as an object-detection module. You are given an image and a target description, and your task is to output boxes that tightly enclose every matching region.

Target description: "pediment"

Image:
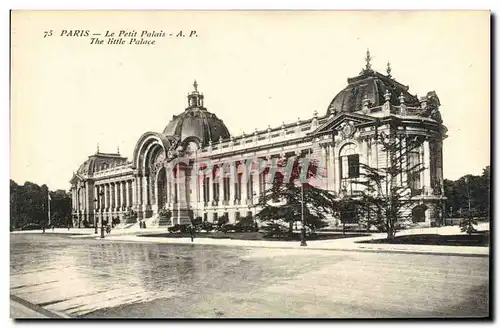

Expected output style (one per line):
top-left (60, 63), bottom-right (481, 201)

top-left (69, 173), bottom-right (84, 185)
top-left (309, 112), bottom-right (376, 136)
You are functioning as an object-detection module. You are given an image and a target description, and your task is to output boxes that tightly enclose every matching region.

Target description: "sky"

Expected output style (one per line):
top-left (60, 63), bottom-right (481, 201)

top-left (10, 10), bottom-right (490, 191)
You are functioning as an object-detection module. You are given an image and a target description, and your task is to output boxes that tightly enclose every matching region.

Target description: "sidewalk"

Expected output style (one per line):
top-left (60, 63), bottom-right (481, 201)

top-left (101, 224), bottom-right (489, 257)
top-left (12, 224), bottom-right (489, 257)
top-left (10, 295), bottom-right (69, 319)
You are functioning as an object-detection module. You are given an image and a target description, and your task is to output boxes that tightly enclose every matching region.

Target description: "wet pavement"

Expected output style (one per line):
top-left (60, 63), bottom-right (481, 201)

top-left (10, 233), bottom-right (489, 318)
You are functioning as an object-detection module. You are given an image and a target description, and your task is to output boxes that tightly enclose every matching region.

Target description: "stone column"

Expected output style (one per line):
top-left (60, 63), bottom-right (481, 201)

top-left (401, 137), bottom-right (407, 188)
top-left (423, 140), bottom-right (431, 193)
top-left (96, 184), bottom-right (101, 209)
top-left (229, 162), bottom-right (235, 205)
top-left (122, 181), bottom-right (127, 209)
top-left (420, 144), bottom-right (425, 192)
top-left (111, 182), bottom-right (116, 211)
top-left (320, 145), bottom-right (328, 190)
top-left (328, 144), bottom-right (335, 192)
top-left (82, 181), bottom-right (87, 215)
top-left (102, 183), bottom-right (107, 210)
top-left (241, 163), bottom-right (248, 203)
top-left (143, 176), bottom-right (149, 206)
top-left (132, 177), bottom-right (138, 208)
top-left (116, 181), bottom-right (121, 211)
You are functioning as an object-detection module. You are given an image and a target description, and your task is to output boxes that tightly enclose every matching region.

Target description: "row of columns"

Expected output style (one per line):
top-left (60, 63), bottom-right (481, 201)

top-left (95, 179), bottom-right (133, 212)
top-left (72, 181), bottom-right (91, 214)
top-left (129, 137), bottom-right (434, 214)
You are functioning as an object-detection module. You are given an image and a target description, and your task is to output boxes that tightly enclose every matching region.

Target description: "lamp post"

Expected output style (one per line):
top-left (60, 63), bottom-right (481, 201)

top-left (101, 209), bottom-right (105, 238)
top-left (93, 198), bottom-right (98, 234)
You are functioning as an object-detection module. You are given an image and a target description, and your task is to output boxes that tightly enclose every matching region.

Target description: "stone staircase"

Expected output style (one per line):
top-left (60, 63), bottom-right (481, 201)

top-left (158, 214), bottom-right (171, 227)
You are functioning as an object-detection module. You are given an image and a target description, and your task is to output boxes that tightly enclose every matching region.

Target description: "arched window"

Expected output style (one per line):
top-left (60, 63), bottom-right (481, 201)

top-left (339, 143), bottom-right (360, 179)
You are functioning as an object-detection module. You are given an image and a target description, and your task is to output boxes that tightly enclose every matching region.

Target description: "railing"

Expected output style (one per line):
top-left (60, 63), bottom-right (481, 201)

top-left (93, 164), bottom-right (133, 178)
top-left (200, 117), bottom-right (323, 155)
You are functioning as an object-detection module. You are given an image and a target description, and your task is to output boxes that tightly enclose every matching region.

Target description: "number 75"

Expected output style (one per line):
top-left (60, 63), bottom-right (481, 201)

top-left (43, 30), bottom-right (53, 38)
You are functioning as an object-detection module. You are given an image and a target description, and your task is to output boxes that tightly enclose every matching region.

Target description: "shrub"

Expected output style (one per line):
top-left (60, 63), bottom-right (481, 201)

top-left (262, 223), bottom-right (289, 238)
top-left (169, 224), bottom-right (191, 234)
top-left (191, 216), bottom-right (203, 226)
top-left (200, 221), bottom-right (214, 232)
top-left (235, 216), bottom-right (257, 232)
top-left (124, 210), bottom-right (138, 224)
top-left (220, 223), bottom-right (235, 233)
top-left (168, 224), bottom-right (181, 233)
top-left (217, 215), bottom-right (229, 227)
top-left (112, 217), bottom-right (120, 227)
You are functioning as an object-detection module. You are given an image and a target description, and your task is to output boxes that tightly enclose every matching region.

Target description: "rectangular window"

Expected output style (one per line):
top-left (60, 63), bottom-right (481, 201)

top-left (203, 177), bottom-right (210, 202)
top-left (408, 151), bottom-right (421, 192)
top-left (247, 175), bottom-right (253, 199)
top-left (235, 174), bottom-right (242, 200)
top-left (223, 177), bottom-right (230, 201)
top-left (213, 182), bottom-right (219, 201)
top-left (259, 173), bottom-right (265, 194)
top-left (174, 183), bottom-right (178, 203)
top-left (340, 155), bottom-right (360, 179)
top-left (235, 212), bottom-right (241, 221)
top-left (348, 154), bottom-right (360, 178)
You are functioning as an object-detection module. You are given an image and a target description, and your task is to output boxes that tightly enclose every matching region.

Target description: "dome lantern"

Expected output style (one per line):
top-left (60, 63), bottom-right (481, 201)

top-left (163, 81), bottom-right (230, 147)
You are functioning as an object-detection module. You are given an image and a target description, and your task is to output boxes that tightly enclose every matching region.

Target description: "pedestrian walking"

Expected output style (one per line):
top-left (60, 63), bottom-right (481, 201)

top-left (189, 224), bottom-right (195, 242)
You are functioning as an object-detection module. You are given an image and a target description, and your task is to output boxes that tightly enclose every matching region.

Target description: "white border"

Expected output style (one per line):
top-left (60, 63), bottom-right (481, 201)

top-left (3, 1), bottom-right (496, 327)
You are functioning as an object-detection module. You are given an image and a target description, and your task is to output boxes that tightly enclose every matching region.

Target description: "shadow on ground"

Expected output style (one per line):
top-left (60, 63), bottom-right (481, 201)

top-left (358, 231), bottom-right (489, 247)
top-left (139, 231), bottom-right (370, 241)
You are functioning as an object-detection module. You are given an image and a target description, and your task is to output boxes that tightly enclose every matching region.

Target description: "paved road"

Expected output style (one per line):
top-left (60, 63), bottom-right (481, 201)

top-left (10, 233), bottom-right (489, 318)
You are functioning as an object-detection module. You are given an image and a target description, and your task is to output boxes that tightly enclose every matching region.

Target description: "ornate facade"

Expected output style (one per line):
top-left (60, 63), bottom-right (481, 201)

top-left (70, 52), bottom-right (447, 228)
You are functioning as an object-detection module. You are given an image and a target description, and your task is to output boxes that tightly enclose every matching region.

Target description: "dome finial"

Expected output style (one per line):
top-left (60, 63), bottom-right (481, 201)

top-left (117, 145), bottom-right (120, 154)
top-left (96, 143), bottom-right (99, 154)
top-left (365, 49), bottom-right (372, 71)
top-left (193, 80), bottom-right (198, 92)
top-left (386, 61), bottom-right (392, 79)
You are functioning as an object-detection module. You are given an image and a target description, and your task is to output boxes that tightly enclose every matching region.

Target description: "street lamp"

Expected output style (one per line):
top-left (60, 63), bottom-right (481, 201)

top-left (93, 198), bottom-right (98, 234)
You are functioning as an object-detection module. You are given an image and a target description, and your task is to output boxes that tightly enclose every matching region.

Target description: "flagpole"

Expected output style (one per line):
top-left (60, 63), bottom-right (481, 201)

top-left (48, 192), bottom-right (51, 227)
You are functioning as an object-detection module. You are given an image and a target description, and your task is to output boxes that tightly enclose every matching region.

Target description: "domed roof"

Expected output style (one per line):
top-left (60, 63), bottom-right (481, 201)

top-left (327, 54), bottom-right (420, 115)
top-left (163, 81), bottom-right (230, 146)
top-left (76, 150), bottom-right (127, 176)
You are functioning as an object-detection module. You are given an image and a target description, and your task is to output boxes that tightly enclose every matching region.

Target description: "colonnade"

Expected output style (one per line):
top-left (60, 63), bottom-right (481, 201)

top-left (94, 179), bottom-right (134, 223)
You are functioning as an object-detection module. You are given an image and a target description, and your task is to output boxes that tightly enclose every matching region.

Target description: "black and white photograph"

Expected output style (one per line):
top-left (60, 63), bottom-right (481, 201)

top-left (9, 10), bottom-right (490, 319)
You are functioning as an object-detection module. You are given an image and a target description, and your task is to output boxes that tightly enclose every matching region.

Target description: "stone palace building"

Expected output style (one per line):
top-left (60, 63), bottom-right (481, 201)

top-left (70, 51), bottom-right (447, 228)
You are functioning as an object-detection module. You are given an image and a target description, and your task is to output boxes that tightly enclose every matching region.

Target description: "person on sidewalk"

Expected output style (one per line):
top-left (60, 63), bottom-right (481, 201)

top-left (189, 224), bottom-right (195, 242)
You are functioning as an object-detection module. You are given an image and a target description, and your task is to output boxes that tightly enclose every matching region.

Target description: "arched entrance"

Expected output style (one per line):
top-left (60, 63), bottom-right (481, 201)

top-left (412, 204), bottom-right (427, 223)
top-left (157, 166), bottom-right (167, 210)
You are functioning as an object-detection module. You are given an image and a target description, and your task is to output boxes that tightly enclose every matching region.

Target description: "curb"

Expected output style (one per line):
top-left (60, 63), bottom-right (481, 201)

top-left (99, 235), bottom-right (489, 258)
top-left (11, 294), bottom-right (70, 319)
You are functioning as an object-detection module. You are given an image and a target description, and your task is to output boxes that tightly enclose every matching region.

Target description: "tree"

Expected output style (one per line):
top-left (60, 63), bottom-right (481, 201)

top-left (349, 132), bottom-right (426, 240)
top-left (10, 179), bottom-right (72, 230)
top-left (443, 166), bottom-right (490, 219)
top-left (254, 155), bottom-right (337, 235)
